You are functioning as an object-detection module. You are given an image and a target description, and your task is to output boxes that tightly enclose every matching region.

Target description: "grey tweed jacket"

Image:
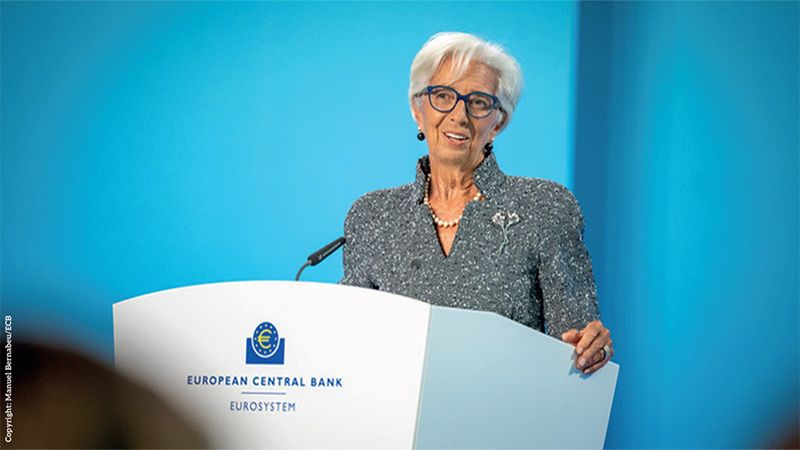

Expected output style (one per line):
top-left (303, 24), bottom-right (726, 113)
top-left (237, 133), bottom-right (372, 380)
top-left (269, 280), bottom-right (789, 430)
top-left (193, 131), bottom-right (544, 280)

top-left (340, 151), bottom-right (600, 339)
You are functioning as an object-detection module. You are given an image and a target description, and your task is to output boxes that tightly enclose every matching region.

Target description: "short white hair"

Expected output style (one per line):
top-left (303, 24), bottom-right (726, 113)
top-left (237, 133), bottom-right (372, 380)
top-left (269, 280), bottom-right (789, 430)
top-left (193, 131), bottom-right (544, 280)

top-left (409, 32), bottom-right (523, 128)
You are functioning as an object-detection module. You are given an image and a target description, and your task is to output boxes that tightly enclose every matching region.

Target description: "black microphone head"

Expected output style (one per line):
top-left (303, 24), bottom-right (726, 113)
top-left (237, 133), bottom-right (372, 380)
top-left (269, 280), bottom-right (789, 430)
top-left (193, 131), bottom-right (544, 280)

top-left (308, 237), bottom-right (347, 265)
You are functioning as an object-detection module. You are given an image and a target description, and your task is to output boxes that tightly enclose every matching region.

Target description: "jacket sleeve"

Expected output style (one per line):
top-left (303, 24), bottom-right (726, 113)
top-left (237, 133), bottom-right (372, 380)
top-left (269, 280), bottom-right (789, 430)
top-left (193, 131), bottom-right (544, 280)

top-left (339, 196), bottom-right (378, 289)
top-left (537, 185), bottom-right (601, 339)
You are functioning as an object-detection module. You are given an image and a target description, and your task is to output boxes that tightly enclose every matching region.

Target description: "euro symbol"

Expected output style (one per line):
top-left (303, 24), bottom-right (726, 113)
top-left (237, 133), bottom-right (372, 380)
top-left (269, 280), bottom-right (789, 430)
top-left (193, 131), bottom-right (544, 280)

top-left (257, 329), bottom-right (272, 349)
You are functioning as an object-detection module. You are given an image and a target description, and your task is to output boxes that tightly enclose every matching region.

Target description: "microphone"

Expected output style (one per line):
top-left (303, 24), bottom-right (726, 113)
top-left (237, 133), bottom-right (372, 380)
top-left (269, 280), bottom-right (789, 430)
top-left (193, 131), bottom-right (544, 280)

top-left (295, 237), bottom-right (346, 281)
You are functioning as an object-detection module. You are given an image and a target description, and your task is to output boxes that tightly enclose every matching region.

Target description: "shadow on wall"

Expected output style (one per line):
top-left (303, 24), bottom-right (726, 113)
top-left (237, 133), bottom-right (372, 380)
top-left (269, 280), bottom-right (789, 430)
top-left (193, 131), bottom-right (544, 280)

top-left (7, 341), bottom-right (208, 449)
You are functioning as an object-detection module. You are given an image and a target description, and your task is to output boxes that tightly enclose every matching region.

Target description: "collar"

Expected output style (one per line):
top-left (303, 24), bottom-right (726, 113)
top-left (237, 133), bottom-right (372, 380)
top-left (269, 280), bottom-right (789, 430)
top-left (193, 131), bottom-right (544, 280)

top-left (414, 150), bottom-right (506, 204)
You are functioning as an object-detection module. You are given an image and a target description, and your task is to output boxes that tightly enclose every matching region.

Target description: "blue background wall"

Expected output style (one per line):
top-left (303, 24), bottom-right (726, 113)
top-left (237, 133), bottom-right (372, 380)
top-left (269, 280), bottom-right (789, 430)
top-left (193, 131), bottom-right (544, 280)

top-left (2, 2), bottom-right (798, 448)
top-left (574, 2), bottom-right (798, 448)
top-left (1, 2), bottom-right (577, 356)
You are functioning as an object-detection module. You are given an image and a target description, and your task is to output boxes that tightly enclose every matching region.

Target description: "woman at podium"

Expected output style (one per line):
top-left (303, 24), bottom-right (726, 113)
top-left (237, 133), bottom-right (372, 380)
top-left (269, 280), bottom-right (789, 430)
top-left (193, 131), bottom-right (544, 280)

top-left (341, 32), bottom-right (613, 375)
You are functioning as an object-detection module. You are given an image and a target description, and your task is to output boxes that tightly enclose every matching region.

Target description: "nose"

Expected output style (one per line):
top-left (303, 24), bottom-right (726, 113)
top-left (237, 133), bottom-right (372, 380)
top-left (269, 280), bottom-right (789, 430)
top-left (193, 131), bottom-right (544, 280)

top-left (447, 97), bottom-right (470, 125)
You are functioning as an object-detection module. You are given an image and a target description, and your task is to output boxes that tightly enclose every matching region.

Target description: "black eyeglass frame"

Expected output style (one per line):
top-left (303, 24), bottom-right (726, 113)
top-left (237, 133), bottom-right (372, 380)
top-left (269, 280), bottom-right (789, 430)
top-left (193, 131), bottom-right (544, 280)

top-left (415, 85), bottom-right (503, 119)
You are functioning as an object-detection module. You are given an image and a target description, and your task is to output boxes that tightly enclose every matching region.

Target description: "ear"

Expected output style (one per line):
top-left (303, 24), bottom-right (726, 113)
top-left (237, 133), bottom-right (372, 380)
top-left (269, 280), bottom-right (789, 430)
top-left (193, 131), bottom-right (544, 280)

top-left (491, 111), bottom-right (508, 137)
top-left (410, 98), bottom-right (424, 130)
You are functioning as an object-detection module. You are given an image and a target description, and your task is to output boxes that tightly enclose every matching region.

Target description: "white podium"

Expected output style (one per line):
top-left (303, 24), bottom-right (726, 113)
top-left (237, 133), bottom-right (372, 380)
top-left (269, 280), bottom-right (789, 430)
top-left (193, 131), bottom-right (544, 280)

top-left (113, 281), bottom-right (618, 449)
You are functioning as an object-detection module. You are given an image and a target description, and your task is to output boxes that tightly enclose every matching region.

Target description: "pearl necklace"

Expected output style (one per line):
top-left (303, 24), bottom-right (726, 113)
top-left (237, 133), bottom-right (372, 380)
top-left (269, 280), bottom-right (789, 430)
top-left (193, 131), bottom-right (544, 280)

top-left (423, 173), bottom-right (483, 228)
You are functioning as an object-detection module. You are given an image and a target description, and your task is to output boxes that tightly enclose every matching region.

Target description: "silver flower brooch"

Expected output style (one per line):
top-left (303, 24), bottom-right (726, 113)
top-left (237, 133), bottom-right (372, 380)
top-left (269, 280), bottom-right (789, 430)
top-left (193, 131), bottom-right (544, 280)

top-left (492, 211), bottom-right (521, 255)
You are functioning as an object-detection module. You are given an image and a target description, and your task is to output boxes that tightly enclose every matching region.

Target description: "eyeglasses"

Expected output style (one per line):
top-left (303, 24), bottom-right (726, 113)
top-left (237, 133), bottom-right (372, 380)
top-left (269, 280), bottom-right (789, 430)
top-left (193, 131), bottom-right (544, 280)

top-left (416, 85), bottom-right (501, 119)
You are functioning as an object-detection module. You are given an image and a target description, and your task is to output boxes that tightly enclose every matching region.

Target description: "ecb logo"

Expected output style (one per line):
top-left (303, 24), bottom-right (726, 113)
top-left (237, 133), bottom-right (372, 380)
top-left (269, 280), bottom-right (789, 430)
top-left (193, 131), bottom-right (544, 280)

top-left (246, 321), bottom-right (285, 365)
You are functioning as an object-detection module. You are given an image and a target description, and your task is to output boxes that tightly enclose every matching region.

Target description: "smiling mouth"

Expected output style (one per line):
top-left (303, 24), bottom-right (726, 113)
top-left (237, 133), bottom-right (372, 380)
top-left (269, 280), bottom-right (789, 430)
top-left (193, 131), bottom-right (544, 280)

top-left (443, 131), bottom-right (470, 145)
